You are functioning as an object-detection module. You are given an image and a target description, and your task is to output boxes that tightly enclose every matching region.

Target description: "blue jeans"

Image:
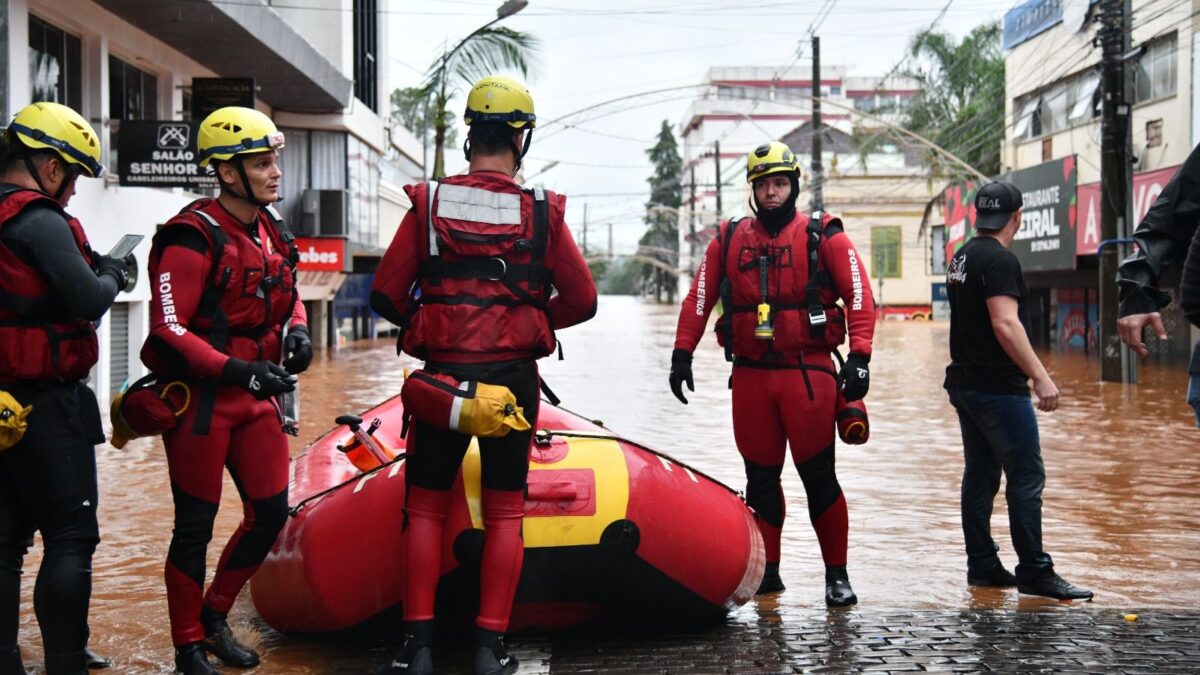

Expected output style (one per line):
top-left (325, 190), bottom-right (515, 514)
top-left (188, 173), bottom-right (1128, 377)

top-left (947, 387), bottom-right (1054, 583)
top-left (1188, 373), bottom-right (1200, 429)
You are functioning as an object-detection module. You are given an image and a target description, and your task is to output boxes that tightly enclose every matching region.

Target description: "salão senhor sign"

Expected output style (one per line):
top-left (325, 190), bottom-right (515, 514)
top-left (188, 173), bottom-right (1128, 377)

top-left (118, 120), bottom-right (218, 191)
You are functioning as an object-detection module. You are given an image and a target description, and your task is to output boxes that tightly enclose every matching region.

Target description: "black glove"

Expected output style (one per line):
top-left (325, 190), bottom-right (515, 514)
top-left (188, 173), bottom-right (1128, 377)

top-left (221, 358), bottom-right (297, 401)
top-left (93, 253), bottom-right (135, 293)
top-left (839, 352), bottom-right (870, 402)
top-left (282, 325), bottom-right (313, 374)
top-left (669, 348), bottom-right (694, 405)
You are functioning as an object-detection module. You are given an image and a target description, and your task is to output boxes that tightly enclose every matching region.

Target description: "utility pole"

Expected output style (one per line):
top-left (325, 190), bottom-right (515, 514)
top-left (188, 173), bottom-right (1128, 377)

top-left (1098, 0), bottom-right (1135, 383)
top-left (713, 140), bottom-right (723, 222)
top-left (811, 34), bottom-right (824, 211)
top-left (689, 164), bottom-right (697, 263)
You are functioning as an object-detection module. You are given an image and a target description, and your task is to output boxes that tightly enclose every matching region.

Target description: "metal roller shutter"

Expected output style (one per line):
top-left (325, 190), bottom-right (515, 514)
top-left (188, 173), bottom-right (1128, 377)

top-left (109, 302), bottom-right (129, 392)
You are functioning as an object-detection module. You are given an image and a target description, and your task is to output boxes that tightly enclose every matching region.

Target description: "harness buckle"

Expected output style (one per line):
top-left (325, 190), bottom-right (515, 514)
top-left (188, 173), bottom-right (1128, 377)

top-left (808, 309), bottom-right (828, 327)
top-left (485, 258), bottom-right (508, 280)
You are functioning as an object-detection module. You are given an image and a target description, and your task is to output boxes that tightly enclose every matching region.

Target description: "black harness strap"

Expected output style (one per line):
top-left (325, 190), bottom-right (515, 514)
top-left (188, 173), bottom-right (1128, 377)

top-left (188, 209), bottom-right (230, 435)
top-left (718, 218), bottom-right (744, 363)
top-left (805, 211), bottom-right (828, 341)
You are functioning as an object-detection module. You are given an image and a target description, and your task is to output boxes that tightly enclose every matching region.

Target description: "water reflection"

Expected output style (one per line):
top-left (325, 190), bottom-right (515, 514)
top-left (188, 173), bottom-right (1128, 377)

top-left (13, 296), bottom-right (1200, 672)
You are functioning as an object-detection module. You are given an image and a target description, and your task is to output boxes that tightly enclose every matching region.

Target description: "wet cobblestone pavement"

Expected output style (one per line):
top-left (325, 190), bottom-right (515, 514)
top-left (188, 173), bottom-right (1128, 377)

top-left (510, 606), bottom-right (1200, 673)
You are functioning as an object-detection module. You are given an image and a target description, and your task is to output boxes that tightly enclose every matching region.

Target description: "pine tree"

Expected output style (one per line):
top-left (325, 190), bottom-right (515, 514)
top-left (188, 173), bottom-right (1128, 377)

top-left (638, 120), bottom-right (682, 303)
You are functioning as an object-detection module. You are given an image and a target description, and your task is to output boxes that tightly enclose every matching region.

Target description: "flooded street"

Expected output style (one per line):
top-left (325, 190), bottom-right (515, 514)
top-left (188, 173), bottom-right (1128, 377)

top-left (14, 295), bottom-right (1200, 673)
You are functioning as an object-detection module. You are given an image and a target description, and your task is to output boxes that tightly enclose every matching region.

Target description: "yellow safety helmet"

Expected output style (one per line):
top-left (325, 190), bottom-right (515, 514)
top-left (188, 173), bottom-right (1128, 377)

top-left (464, 75), bottom-right (536, 129)
top-left (746, 142), bottom-right (798, 183)
top-left (197, 106), bottom-right (284, 168)
top-left (7, 102), bottom-right (104, 178)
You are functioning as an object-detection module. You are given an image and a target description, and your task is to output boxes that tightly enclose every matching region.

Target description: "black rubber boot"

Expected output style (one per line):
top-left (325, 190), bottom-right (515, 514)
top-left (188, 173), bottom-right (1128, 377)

top-left (756, 561), bottom-right (785, 594)
top-left (201, 607), bottom-right (260, 668)
top-left (174, 643), bottom-right (219, 675)
top-left (472, 627), bottom-right (518, 675)
top-left (825, 565), bottom-right (858, 607)
top-left (380, 620), bottom-right (434, 675)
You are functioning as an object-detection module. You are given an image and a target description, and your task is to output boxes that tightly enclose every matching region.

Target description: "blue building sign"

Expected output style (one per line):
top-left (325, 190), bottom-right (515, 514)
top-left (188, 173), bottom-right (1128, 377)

top-left (1003, 0), bottom-right (1062, 50)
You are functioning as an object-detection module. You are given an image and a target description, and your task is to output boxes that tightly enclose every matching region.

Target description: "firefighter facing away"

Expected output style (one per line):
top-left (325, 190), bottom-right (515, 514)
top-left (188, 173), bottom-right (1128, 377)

top-left (371, 75), bottom-right (597, 675)
top-left (669, 141), bottom-right (876, 607)
top-left (139, 106), bottom-right (312, 674)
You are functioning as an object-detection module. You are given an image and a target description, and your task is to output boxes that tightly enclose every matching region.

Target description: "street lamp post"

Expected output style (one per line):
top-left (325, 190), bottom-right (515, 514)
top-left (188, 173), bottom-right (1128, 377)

top-left (430, 0), bottom-right (529, 178)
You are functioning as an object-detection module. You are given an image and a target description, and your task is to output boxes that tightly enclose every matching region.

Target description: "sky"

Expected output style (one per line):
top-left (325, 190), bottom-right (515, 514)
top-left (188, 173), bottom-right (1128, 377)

top-left (386, 0), bottom-right (1022, 253)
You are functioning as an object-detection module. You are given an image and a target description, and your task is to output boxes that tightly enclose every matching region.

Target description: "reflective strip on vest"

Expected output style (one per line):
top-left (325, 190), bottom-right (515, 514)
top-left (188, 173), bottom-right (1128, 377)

top-left (427, 181), bottom-right (440, 257)
top-left (435, 183), bottom-right (522, 225)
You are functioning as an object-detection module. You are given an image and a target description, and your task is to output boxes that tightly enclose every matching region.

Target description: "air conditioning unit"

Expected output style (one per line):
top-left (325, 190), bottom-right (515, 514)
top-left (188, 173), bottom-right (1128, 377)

top-left (300, 189), bottom-right (349, 236)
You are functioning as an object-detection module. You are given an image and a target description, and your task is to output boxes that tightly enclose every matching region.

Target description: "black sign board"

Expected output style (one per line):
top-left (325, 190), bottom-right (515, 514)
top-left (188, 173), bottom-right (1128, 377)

top-left (999, 155), bottom-right (1078, 272)
top-left (117, 120), bottom-right (217, 190)
top-left (191, 77), bottom-right (255, 120)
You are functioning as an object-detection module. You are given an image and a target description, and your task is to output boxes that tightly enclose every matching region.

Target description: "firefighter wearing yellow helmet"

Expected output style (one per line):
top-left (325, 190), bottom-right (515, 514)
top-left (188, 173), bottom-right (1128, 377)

top-left (462, 74), bottom-right (537, 174)
top-left (670, 140), bottom-right (877, 607)
top-left (0, 101), bottom-right (132, 674)
top-left (140, 105), bottom-right (309, 674)
top-left (372, 74), bottom-right (597, 675)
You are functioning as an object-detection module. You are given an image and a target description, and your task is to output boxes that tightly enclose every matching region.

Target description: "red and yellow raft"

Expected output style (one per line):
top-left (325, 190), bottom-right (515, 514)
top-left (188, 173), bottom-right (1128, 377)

top-left (250, 396), bottom-right (765, 632)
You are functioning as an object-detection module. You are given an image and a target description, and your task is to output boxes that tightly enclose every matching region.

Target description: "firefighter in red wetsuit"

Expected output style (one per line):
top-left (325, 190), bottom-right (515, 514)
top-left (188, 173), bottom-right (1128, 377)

top-left (139, 107), bottom-right (310, 675)
top-left (371, 75), bottom-right (597, 675)
top-left (669, 142), bottom-right (875, 606)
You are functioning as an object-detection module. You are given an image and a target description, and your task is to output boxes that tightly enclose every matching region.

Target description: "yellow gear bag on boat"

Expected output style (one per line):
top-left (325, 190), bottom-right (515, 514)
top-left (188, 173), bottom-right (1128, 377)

top-left (401, 370), bottom-right (532, 438)
top-left (0, 390), bottom-right (32, 451)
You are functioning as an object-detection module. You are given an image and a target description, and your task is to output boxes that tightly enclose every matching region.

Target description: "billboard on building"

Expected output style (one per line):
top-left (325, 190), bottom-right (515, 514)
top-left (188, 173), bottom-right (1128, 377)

top-left (117, 120), bottom-right (218, 190)
top-left (1075, 164), bottom-right (1181, 255)
top-left (1003, 0), bottom-right (1062, 49)
top-left (942, 156), bottom-right (1077, 272)
top-left (1001, 155), bottom-right (1078, 271)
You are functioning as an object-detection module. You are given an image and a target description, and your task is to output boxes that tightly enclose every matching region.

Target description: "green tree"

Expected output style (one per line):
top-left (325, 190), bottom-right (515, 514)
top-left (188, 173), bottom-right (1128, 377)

top-left (408, 27), bottom-right (540, 179)
top-left (638, 120), bottom-right (682, 303)
top-left (901, 22), bottom-right (1004, 178)
top-left (390, 86), bottom-right (456, 159)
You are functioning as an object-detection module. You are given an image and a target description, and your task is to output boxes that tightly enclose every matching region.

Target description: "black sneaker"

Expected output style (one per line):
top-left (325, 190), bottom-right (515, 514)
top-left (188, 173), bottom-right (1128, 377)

top-left (756, 562), bottom-right (785, 595)
top-left (1017, 571), bottom-right (1094, 601)
top-left (175, 643), bottom-right (219, 675)
top-left (201, 608), bottom-right (260, 668)
top-left (473, 628), bottom-right (518, 675)
top-left (825, 565), bottom-right (858, 607)
top-left (380, 622), bottom-right (434, 675)
top-left (967, 564), bottom-right (1018, 587)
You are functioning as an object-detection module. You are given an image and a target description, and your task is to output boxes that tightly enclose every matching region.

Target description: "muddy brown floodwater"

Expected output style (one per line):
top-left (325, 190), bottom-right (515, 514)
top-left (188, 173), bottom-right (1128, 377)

top-left (13, 296), bottom-right (1200, 673)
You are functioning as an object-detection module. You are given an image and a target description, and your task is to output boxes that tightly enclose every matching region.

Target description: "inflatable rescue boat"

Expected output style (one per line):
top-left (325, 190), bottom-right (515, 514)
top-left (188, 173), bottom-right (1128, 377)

top-left (250, 396), bottom-right (765, 633)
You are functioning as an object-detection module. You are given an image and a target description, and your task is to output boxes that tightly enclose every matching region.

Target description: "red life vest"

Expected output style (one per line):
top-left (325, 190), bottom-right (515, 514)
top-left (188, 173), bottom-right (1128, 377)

top-left (398, 176), bottom-right (555, 361)
top-left (715, 210), bottom-right (847, 360)
top-left (144, 198), bottom-right (298, 372)
top-left (0, 187), bottom-right (99, 381)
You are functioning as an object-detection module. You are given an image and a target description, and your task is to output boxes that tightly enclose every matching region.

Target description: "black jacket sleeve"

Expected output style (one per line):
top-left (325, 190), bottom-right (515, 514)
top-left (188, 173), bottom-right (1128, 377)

top-left (1116, 145), bottom-right (1200, 317)
top-left (0, 205), bottom-right (119, 321)
top-left (1181, 226), bottom-right (1200, 328)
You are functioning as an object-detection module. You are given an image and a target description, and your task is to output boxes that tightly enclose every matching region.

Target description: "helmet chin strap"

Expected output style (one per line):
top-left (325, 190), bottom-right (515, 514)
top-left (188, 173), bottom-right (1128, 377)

top-left (510, 128), bottom-right (532, 177)
top-left (23, 155), bottom-right (71, 201)
top-left (218, 156), bottom-right (269, 208)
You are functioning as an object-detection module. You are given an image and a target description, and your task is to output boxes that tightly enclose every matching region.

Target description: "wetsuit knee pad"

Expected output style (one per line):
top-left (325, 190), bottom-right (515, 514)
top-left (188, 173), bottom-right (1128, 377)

top-left (795, 444), bottom-right (842, 518)
top-left (225, 491), bottom-right (289, 570)
top-left (168, 486), bottom-right (220, 584)
top-left (743, 459), bottom-right (784, 527)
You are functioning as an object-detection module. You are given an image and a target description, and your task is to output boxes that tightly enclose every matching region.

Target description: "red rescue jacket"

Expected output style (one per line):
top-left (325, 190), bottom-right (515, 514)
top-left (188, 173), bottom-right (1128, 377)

top-left (142, 198), bottom-right (303, 378)
top-left (0, 187), bottom-right (99, 381)
top-left (398, 176), bottom-right (557, 360)
top-left (675, 210), bottom-right (875, 361)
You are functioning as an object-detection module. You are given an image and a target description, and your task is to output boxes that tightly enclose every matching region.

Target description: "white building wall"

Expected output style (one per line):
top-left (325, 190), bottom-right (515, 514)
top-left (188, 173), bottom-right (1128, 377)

top-left (1003, 0), bottom-right (1196, 178)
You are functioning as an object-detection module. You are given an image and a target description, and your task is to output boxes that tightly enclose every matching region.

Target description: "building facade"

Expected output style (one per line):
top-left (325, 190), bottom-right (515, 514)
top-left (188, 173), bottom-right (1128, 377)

top-left (941, 0), bottom-right (1196, 355)
top-left (1, 0), bottom-right (421, 404)
top-left (677, 65), bottom-right (934, 315)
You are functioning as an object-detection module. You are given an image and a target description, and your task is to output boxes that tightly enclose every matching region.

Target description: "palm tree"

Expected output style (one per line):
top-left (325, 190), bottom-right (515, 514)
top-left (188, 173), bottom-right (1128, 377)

top-left (406, 24), bottom-right (539, 179)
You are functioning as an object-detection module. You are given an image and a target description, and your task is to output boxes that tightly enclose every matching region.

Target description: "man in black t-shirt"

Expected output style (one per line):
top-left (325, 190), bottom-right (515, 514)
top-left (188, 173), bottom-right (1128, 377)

top-left (944, 181), bottom-right (1093, 601)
